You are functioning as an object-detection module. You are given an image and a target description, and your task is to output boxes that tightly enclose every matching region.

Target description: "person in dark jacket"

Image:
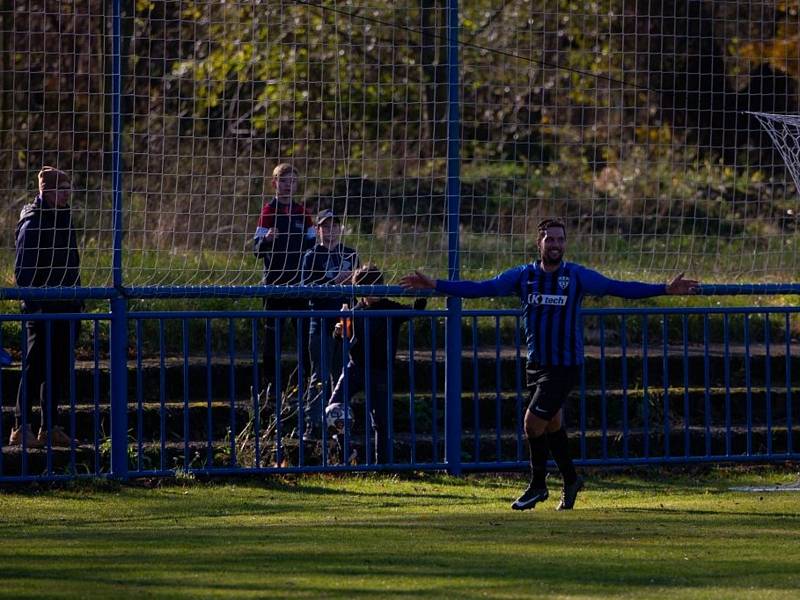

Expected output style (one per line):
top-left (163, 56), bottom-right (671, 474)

top-left (329, 265), bottom-right (427, 464)
top-left (253, 163), bottom-right (316, 396)
top-left (300, 209), bottom-right (359, 436)
top-left (10, 166), bottom-right (82, 448)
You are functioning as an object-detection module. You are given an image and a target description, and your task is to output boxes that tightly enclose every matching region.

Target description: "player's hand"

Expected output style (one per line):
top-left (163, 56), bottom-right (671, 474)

top-left (666, 272), bottom-right (700, 295)
top-left (399, 270), bottom-right (436, 290)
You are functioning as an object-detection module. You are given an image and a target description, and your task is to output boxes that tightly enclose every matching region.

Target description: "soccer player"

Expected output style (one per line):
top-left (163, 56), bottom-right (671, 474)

top-left (11, 166), bottom-right (82, 448)
top-left (253, 163), bottom-right (316, 395)
top-left (400, 219), bottom-right (699, 511)
top-left (300, 209), bottom-right (360, 437)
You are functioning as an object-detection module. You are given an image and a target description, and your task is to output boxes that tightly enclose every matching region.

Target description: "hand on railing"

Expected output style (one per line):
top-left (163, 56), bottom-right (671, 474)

top-left (665, 272), bottom-right (700, 295)
top-left (399, 270), bottom-right (436, 290)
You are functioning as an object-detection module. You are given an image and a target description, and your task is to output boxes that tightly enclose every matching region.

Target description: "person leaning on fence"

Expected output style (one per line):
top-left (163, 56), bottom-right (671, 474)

top-left (253, 163), bottom-right (316, 396)
top-left (329, 264), bottom-right (427, 464)
top-left (300, 209), bottom-right (360, 439)
top-left (400, 218), bottom-right (700, 511)
top-left (10, 166), bottom-right (83, 448)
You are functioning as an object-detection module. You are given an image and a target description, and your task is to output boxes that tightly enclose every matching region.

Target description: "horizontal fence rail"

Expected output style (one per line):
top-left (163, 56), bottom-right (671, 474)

top-left (7, 283), bottom-right (800, 302)
top-left (1, 306), bottom-right (798, 482)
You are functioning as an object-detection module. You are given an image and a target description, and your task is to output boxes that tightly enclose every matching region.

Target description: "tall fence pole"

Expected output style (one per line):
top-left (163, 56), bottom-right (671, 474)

top-left (109, 0), bottom-right (128, 479)
top-left (444, 0), bottom-right (462, 476)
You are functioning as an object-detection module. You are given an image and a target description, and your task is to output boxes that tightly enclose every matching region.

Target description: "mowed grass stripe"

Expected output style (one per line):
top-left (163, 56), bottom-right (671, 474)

top-left (0, 472), bottom-right (799, 599)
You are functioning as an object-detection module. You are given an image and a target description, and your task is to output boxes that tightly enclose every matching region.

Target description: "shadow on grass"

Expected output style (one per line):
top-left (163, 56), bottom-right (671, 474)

top-left (617, 506), bottom-right (800, 520)
top-left (3, 507), bottom-right (800, 598)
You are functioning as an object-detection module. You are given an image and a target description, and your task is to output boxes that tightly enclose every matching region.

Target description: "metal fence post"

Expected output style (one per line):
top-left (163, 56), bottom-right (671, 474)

top-left (110, 296), bottom-right (129, 479)
top-left (444, 0), bottom-right (462, 476)
top-left (111, 0), bottom-right (123, 291)
top-left (109, 0), bottom-right (128, 480)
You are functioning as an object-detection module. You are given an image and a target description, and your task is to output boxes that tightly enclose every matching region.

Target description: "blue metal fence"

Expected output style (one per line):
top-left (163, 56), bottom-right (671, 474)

top-left (2, 0), bottom-right (800, 481)
top-left (1, 306), bottom-right (798, 482)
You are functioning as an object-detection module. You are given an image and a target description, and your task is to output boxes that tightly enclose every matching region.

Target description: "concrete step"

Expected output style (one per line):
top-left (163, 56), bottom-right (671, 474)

top-left (0, 344), bottom-right (795, 404)
top-left (2, 425), bottom-right (796, 478)
top-left (2, 387), bottom-right (794, 450)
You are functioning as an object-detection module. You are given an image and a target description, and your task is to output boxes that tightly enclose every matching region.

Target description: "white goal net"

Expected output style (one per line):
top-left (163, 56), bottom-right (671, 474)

top-left (751, 112), bottom-right (800, 199)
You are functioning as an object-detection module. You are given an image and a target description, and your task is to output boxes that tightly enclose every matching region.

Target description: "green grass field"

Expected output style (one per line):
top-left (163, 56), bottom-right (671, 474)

top-left (1, 469), bottom-right (799, 599)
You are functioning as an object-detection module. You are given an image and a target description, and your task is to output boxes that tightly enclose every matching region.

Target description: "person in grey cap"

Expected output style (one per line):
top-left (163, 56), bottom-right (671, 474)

top-left (10, 166), bottom-right (82, 449)
top-left (300, 209), bottom-right (360, 439)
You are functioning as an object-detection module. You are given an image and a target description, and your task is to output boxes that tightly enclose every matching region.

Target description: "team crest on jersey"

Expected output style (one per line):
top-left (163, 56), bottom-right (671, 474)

top-left (558, 276), bottom-right (570, 290)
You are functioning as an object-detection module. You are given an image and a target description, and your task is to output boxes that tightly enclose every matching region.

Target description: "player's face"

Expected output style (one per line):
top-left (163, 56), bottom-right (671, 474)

top-left (538, 226), bottom-right (566, 266)
top-left (272, 172), bottom-right (298, 201)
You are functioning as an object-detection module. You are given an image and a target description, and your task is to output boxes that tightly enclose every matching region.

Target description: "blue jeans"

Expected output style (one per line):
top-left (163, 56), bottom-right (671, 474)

top-left (306, 318), bottom-right (343, 431)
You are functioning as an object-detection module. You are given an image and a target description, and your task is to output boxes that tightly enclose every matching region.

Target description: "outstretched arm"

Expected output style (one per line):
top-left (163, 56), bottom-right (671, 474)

top-left (400, 267), bottom-right (523, 298)
top-left (583, 268), bottom-right (701, 299)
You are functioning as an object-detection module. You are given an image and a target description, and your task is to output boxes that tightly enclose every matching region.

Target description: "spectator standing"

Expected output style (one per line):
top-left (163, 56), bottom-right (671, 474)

top-left (300, 209), bottom-right (359, 437)
top-left (253, 163), bottom-right (315, 395)
top-left (10, 166), bottom-right (82, 448)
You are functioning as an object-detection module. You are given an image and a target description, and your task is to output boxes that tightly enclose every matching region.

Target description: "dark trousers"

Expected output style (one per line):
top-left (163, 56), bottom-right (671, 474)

top-left (15, 318), bottom-right (80, 430)
top-left (306, 317), bottom-right (344, 429)
top-left (309, 317), bottom-right (344, 389)
top-left (262, 298), bottom-right (310, 395)
top-left (330, 364), bottom-right (390, 464)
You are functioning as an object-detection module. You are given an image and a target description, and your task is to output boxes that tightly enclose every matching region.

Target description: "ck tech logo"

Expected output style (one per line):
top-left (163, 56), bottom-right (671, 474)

top-left (527, 293), bottom-right (567, 306)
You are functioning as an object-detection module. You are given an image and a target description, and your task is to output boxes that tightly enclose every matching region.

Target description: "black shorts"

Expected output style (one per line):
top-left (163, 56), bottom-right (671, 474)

top-left (526, 365), bottom-right (581, 420)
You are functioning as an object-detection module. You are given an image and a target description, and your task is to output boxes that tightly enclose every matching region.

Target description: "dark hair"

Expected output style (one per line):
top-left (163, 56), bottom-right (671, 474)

top-left (352, 263), bottom-right (384, 286)
top-left (537, 218), bottom-right (566, 242)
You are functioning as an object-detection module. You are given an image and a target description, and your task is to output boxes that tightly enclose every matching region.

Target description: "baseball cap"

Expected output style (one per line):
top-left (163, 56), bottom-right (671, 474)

top-left (316, 209), bottom-right (338, 225)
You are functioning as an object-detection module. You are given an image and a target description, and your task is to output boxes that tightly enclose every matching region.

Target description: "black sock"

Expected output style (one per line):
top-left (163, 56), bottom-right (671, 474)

top-left (527, 434), bottom-right (549, 488)
top-left (547, 427), bottom-right (577, 485)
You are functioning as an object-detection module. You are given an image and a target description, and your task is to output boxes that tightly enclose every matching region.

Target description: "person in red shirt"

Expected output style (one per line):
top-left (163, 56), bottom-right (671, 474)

top-left (253, 163), bottom-right (315, 396)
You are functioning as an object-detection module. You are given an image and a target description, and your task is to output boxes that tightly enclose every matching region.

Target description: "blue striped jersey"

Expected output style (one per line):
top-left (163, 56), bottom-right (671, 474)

top-left (436, 261), bottom-right (666, 366)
